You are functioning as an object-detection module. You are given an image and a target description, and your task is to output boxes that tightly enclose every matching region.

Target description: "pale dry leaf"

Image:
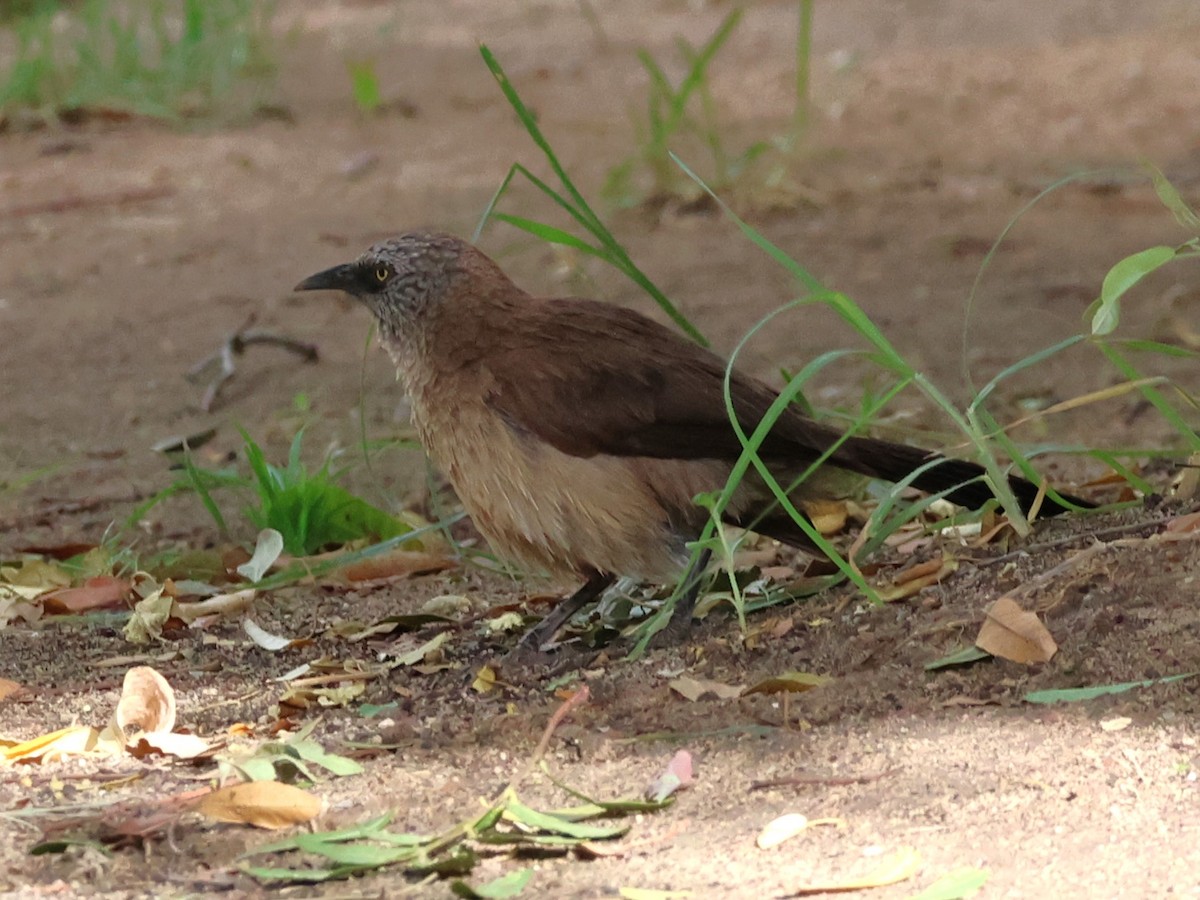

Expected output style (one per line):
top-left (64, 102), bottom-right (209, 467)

top-left (975, 596), bottom-right (1057, 664)
top-left (0, 678), bottom-right (22, 701)
top-left (236, 529), bottom-right (284, 582)
top-left (123, 587), bottom-right (173, 643)
top-left (790, 847), bottom-right (922, 894)
top-left (242, 618), bottom-right (300, 651)
top-left (668, 675), bottom-right (744, 702)
top-left (2, 725), bottom-right (101, 763)
top-left (757, 812), bottom-right (809, 849)
top-left (114, 665), bottom-right (176, 741)
top-left (173, 588), bottom-right (256, 625)
top-left (1100, 717), bottom-right (1132, 733)
top-left (194, 781), bottom-right (323, 829)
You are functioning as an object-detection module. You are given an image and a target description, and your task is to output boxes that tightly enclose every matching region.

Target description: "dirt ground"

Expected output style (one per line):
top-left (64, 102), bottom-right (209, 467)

top-left (2, 1), bottom-right (1200, 898)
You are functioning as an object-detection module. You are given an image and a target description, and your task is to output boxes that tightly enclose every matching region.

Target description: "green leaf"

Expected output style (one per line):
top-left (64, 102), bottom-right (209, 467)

top-left (907, 867), bottom-right (989, 900)
top-left (1149, 165), bottom-right (1200, 233)
top-left (924, 646), bottom-right (992, 671)
top-left (288, 738), bottom-right (365, 777)
top-left (347, 60), bottom-right (381, 112)
top-left (501, 800), bottom-right (630, 840)
top-left (451, 868), bottom-right (534, 899)
top-left (1024, 673), bottom-right (1196, 704)
top-left (1090, 245), bottom-right (1176, 336)
top-left (291, 833), bottom-right (416, 867)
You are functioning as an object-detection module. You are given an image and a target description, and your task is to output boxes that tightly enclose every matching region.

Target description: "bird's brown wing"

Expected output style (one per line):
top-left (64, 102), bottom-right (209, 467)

top-left (480, 297), bottom-right (1092, 517)
top-left (481, 297), bottom-right (833, 464)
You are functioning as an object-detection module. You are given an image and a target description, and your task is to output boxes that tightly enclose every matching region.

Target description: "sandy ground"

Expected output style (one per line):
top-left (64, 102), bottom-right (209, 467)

top-left (2, 1), bottom-right (1199, 897)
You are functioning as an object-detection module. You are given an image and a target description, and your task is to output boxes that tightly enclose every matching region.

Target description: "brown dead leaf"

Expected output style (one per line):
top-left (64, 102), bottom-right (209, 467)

top-left (668, 675), bottom-right (744, 702)
top-left (741, 671), bottom-right (830, 697)
top-left (40, 575), bottom-right (129, 614)
top-left (1165, 511), bottom-right (1200, 534)
top-left (800, 498), bottom-right (849, 535)
top-left (127, 732), bottom-right (214, 760)
top-left (0, 678), bottom-right (22, 702)
top-left (114, 666), bottom-right (176, 741)
top-left (875, 554), bottom-right (958, 602)
top-left (975, 596), bottom-right (1057, 664)
top-left (337, 548), bottom-right (455, 582)
top-left (194, 781), bottom-right (323, 829)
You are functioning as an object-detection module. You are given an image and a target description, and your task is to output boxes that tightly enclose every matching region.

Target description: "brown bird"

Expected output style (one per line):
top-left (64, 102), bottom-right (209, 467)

top-left (296, 232), bottom-right (1091, 652)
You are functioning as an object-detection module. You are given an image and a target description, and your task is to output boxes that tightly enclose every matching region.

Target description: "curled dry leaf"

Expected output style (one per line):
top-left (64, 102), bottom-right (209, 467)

top-left (194, 781), bottom-right (323, 829)
top-left (668, 676), bottom-right (744, 702)
top-left (172, 588), bottom-right (256, 625)
top-left (114, 666), bottom-right (176, 742)
top-left (975, 596), bottom-right (1057, 664)
top-left (741, 671), bottom-right (830, 697)
top-left (757, 812), bottom-right (809, 849)
top-left (875, 554), bottom-right (958, 602)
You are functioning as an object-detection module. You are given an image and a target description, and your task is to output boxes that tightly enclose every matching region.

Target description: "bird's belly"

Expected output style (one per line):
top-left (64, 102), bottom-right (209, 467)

top-left (412, 400), bottom-right (719, 583)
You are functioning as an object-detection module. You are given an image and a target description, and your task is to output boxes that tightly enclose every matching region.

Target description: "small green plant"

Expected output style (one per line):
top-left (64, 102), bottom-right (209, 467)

top-left (603, 8), bottom-right (770, 205)
top-left (0, 0), bottom-right (276, 120)
top-left (242, 429), bottom-right (409, 556)
top-left (346, 59), bottom-right (382, 113)
top-left (130, 430), bottom-right (411, 557)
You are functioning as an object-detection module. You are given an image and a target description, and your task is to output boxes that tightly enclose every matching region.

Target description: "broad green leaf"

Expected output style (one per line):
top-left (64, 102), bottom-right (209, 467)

top-left (502, 800), bottom-right (630, 839)
top-left (1090, 245), bottom-right (1176, 336)
top-left (451, 868), bottom-right (534, 899)
top-left (907, 867), bottom-right (989, 900)
top-left (925, 646), bottom-right (991, 671)
top-left (1025, 672), bottom-right (1195, 704)
top-left (291, 834), bottom-right (416, 867)
top-left (1149, 166), bottom-right (1200, 233)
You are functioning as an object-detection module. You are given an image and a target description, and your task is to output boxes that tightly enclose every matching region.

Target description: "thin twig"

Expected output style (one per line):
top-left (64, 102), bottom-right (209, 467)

top-left (749, 767), bottom-right (900, 791)
top-left (187, 314), bottom-right (319, 411)
top-left (530, 683), bottom-right (590, 767)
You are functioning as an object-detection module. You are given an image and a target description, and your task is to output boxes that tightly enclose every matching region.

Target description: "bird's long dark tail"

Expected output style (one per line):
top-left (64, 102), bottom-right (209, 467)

top-left (725, 434), bottom-right (1092, 550)
top-left (832, 433), bottom-right (1093, 515)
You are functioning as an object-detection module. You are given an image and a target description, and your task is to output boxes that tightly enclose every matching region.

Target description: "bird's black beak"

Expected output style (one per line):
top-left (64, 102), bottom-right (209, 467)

top-left (294, 263), bottom-right (356, 294)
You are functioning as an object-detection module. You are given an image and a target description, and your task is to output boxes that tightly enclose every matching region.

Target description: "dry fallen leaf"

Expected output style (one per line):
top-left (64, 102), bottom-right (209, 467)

top-left (975, 596), bottom-right (1057, 664)
top-left (40, 575), bottom-right (130, 614)
top-left (337, 548), bottom-right (455, 582)
top-left (669, 676), bottom-right (744, 702)
top-left (875, 554), bottom-right (958, 602)
top-left (114, 666), bottom-right (176, 741)
top-left (741, 671), bottom-right (830, 697)
top-left (0, 678), bottom-right (22, 702)
top-left (757, 812), bottom-right (809, 849)
top-left (2, 725), bottom-right (101, 763)
top-left (791, 847), bottom-right (923, 894)
top-left (195, 781), bottom-right (323, 829)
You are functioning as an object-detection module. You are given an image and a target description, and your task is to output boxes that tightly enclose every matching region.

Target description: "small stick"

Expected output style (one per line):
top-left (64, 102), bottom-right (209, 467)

top-left (530, 683), bottom-right (591, 767)
top-left (748, 766), bottom-right (900, 791)
top-left (188, 314), bottom-right (319, 412)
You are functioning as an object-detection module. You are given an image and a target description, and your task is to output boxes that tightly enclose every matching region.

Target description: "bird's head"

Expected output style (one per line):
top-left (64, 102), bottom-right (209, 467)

top-left (294, 232), bottom-right (468, 336)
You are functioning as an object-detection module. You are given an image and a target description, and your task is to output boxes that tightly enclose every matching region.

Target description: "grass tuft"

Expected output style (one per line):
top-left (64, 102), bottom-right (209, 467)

top-left (0, 0), bottom-right (275, 121)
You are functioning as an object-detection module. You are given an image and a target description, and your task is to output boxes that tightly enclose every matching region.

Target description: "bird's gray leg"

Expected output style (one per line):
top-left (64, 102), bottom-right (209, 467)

top-left (518, 571), bottom-right (616, 653)
top-left (656, 546), bottom-right (714, 643)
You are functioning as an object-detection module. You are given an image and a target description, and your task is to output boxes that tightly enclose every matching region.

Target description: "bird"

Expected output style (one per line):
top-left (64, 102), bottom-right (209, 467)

top-left (295, 231), bottom-right (1092, 655)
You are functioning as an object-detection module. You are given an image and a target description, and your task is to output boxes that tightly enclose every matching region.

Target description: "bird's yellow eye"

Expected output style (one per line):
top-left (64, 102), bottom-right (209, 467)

top-left (375, 266), bottom-right (390, 282)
